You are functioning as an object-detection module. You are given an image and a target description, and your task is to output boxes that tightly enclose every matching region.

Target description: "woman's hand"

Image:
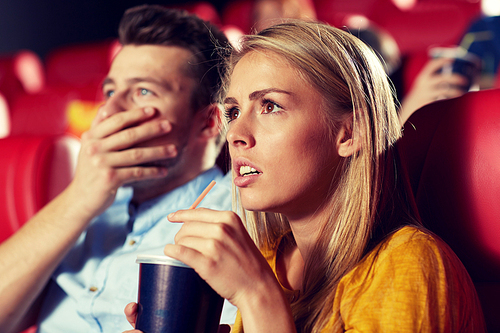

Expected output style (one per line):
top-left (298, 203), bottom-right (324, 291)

top-left (165, 208), bottom-right (277, 305)
top-left (164, 208), bottom-right (297, 332)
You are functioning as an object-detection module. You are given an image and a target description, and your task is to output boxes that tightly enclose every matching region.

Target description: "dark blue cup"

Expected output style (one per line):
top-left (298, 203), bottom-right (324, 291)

top-left (429, 46), bottom-right (481, 91)
top-left (135, 255), bottom-right (224, 333)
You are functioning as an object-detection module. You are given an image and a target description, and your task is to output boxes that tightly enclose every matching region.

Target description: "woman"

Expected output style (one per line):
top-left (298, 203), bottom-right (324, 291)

top-left (125, 21), bottom-right (485, 332)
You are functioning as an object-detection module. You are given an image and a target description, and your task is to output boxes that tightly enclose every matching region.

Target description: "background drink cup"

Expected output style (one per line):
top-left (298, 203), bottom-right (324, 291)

top-left (429, 46), bottom-right (482, 91)
top-left (135, 254), bottom-right (224, 333)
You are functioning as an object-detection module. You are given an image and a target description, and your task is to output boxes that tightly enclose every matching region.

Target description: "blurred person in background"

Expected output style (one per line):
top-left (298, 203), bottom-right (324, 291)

top-left (346, 17), bottom-right (469, 125)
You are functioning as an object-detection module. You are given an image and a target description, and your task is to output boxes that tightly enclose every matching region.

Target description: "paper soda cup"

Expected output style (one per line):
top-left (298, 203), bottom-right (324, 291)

top-left (135, 255), bottom-right (224, 333)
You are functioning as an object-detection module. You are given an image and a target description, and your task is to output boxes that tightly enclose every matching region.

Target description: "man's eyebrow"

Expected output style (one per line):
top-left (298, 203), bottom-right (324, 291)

top-left (126, 77), bottom-right (173, 90)
top-left (224, 88), bottom-right (291, 105)
top-left (101, 77), bottom-right (114, 89)
top-left (101, 77), bottom-right (173, 90)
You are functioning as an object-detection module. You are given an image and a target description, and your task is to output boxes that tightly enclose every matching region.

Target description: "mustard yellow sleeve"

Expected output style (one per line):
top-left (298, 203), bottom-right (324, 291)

top-left (231, 310), bottom-right (243, 333)
top-left (325, 227), bottom-right (484, 332)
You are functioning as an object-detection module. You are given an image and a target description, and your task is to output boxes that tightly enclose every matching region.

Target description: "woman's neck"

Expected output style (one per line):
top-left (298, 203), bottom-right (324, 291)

top-left (286, 204), bottom-right (330, 261)
top-left (277, 207), bottom-right (331, 291)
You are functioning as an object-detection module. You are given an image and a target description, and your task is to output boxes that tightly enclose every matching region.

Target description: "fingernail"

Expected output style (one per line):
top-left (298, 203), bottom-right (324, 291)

top-left (161, 120), bottom-right (171, 131)
top-left (167, 145), bottom-right (177, 155)
top-left (167, 213), bottom-right (174, 219)
top-left (144, 107), bottom-right (155, 115)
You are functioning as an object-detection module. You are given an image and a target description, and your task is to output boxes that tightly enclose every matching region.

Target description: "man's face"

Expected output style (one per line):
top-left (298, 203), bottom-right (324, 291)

top-left (101, 44), bottom-right (200, 185)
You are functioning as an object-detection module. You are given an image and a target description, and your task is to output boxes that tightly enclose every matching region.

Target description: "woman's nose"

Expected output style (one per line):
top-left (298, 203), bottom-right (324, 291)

top-left (227, 117), bottom-right (255, 149)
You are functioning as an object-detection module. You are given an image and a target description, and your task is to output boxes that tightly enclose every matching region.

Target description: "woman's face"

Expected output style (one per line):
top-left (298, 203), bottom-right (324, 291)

top-left (225, 51), bottom-right (342, 220)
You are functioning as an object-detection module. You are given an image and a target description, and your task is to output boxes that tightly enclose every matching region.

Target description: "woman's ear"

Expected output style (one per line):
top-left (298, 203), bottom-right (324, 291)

top-left (336, 115), bottom-right (361, 157)
top-left (198, 104), bottom-right (222, 140)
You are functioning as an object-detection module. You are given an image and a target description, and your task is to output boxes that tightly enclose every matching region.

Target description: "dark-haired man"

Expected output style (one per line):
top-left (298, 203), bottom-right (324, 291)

top-left (0, 5), bottom-right (236, 332)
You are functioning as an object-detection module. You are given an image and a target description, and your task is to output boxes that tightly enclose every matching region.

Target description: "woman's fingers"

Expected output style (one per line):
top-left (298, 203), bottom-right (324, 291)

top-left (168, 208), bottom-right (239, 224)
top-left (124, 302), bottom-right (138, 328)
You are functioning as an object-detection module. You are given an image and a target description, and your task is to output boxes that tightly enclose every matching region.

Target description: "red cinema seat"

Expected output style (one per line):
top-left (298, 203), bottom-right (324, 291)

top-left (0, 50), bottom-right (45, 103)
top-left (0, 134), bottom-right (80, 244)
top-left (8, 84), bottom-right (103, 138)
top-left (399, 88), bottom-right (500, 332)
top-left (222, 0), bottom-right (255, 34)
top-left (0, 92), bottom-right (10, 138)
top-left (9, 88), bottom-right (75, 136)
top-left (176, 1), bottom-right (222, 26)
top-left (45, 39), bottom-right (121, 89)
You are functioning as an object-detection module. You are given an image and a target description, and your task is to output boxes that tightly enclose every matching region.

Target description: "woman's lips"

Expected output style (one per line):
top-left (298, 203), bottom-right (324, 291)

top-left (234, 172), bottom-right (261, 187)
top-left (233, 159), bottom-right (262, 187)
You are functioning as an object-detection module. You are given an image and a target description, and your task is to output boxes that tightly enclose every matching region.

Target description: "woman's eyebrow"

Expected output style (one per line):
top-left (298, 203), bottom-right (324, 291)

top-left (223, 97), bottom-right (238, 105)
top-left (224, 88), bottom-right (291, 105)
top-left (249, 88), bottom-right (291, 100)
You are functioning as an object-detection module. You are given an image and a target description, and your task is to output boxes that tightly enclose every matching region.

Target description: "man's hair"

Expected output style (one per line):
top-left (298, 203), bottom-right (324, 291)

top-left (118, 4), bottom-right (229, 112)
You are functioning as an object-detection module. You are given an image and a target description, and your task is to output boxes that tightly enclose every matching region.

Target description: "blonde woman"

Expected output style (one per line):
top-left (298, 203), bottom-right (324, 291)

top-left (125, 21), bottom-right (485, 332)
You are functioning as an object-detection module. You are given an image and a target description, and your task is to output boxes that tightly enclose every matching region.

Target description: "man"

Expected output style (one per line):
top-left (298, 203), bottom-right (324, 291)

top-left (0, 5), bottom-right (236, 332)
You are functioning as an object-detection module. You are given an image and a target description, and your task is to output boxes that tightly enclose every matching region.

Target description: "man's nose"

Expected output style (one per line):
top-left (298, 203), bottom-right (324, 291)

top-left (101, 92), bottom-right (128, 118)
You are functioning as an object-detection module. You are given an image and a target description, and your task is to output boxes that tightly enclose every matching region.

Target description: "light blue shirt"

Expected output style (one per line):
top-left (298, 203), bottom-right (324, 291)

top-left (37, 168), bottom-right (237, 332)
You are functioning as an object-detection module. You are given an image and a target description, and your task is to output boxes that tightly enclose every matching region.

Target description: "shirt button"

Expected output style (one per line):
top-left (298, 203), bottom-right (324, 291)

top-left (129, 240), bottom-right (136, 246)
top-left (89, 286), bottom-right (98, 292)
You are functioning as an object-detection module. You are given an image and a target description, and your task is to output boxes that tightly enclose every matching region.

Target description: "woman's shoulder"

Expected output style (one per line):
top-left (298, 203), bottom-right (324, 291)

top-left (343, 225), bottom-right (465, 288)
top-left (371, 225), bottom-right (455, 261)
top-left (334, 226), bottom-right (485, 332)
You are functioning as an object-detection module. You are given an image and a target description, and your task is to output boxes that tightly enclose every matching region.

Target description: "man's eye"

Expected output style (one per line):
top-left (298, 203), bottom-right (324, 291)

top-left (140, 88), bottom-right (152, 96)
top-left (104, 90), bottom-right (114, 99)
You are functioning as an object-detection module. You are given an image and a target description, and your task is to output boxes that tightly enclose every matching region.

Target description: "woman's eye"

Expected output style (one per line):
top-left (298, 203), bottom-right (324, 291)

top-left (262, 101), bottom-right (282, 114)
top-left (225, 107), bottom-right (240, 122)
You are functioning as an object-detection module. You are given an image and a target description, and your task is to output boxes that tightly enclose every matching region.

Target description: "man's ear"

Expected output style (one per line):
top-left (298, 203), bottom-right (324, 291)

top-left (198, 104), bottom-right (222, 140)
top-left (336, 115), bottom-right (361, 157)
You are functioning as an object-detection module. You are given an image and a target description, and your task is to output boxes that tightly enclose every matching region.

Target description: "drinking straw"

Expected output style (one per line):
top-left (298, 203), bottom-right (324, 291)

top-left (189, 180), bottom-right (216, 209)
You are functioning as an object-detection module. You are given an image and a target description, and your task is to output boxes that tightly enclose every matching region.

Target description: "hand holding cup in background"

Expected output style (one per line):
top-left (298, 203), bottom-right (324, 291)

top-left (429, 46), bottom-right (481, 92)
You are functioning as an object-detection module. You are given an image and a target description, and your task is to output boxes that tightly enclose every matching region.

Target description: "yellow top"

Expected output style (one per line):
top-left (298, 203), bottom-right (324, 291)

top-left (232, 226), bottom-right (485, 332)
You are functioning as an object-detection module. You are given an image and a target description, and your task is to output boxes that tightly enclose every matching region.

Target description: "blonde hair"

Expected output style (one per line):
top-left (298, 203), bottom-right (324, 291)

top-left (221, 21), bottom-right (411, 332)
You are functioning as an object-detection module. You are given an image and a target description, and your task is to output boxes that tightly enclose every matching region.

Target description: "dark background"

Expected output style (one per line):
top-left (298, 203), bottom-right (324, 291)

top-left (0, 0), bottom-right (229, 60)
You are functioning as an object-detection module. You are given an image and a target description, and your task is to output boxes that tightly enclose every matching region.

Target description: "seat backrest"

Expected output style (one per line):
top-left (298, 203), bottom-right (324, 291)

top-left (0, 50), bottom-right (45, 102)
top-left (399, 88), bottom-right (500, 332)
top-left (0, 92), bottom-right (10, 138)
top-left (0, 134), bottom-right (80, 244)
top-left (45, 39), bottom-right (121, 88)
